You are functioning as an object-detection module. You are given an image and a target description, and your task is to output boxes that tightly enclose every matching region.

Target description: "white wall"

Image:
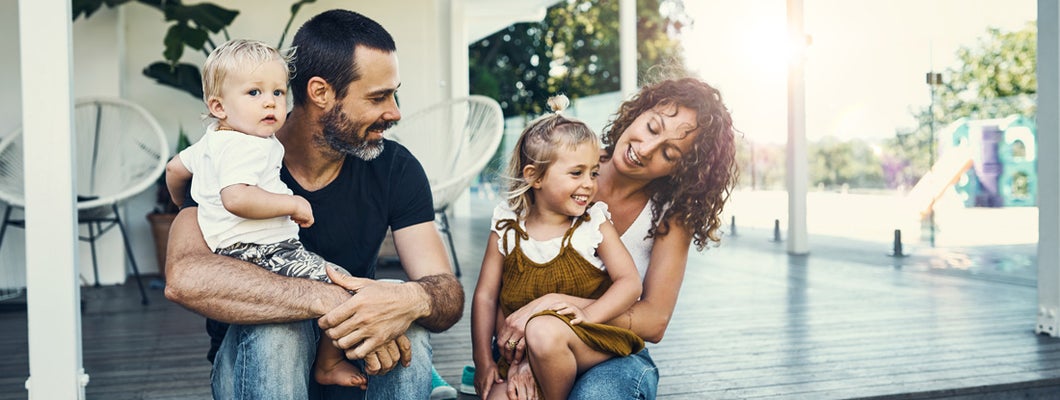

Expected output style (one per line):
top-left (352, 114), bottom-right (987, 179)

top-left (124, 0), bottom-right (451, 142)
top-left (1, 1), bottom-right (459, 282)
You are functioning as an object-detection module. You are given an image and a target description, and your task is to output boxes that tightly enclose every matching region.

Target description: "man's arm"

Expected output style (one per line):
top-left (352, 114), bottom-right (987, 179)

top-left (391, 221), bottom-right (464, 331)
top-left (163, 207), bottom-right (349, 323)
top-left (318, 221), bottom-right (464, 360)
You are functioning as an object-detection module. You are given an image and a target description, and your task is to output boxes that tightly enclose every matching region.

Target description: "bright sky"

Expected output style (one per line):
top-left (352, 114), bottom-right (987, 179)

top-left (682, 0), bottom-right (1037, 144)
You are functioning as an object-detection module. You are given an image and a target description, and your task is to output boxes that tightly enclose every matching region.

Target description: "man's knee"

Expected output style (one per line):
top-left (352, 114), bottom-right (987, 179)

top-left (212, 321), bottom-right (319, 399)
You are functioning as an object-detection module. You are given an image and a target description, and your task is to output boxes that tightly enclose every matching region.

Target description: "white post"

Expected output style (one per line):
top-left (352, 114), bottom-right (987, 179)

top-left (19, 0), bottom-right (86, 398)
top-left (448, 0), bottom-right (469, 99)
top-left (619, 0), bottom-right (636, 98)
top-left (1036, 0), bottom-right (1060, 337)
top-left (446, 0), bottom-right (473, 217)
top-left (786, 0), bottom-right (809, 255)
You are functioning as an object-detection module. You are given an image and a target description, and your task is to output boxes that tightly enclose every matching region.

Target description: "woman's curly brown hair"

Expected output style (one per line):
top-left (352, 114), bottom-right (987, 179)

top-left (601, 78), bottom-right (738, 250)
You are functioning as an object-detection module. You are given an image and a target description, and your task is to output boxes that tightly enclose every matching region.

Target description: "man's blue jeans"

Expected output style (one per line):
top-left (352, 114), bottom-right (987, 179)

top-left (569, 348), bottom-right (658, 399)
top-left (211, 320), bottom-right (431, 399)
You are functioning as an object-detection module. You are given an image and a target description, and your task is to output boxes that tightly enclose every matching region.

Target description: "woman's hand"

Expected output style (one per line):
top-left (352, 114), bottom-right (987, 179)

top-left (506, 359), bottom-right (538, 400)
top-left (474, 361), bottom-right (503, 398)
top-left (497, 293), bottom-right (559, 363)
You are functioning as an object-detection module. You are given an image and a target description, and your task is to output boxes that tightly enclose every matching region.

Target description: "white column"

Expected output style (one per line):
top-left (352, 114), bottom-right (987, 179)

top-left (19, 0), bottom-right (87, 398)
top-left (1037, 0), bottom-right (1060, 338)
top-left (619, 0), bottom-right (636, 98)
top-left (448, 0), bottom-right (469, 99)
top-left (785, 0), bottom-right (809, 255)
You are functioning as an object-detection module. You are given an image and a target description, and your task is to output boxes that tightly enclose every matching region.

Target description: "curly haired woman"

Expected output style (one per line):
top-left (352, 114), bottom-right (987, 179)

top-left (494, 77), bottom-right (739, 399)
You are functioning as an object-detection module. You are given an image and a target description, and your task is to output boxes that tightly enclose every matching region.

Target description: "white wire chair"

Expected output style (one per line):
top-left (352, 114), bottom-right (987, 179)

top-left (0, 97), bottom-right (168, 304)
top-left (389, 95), bottom-right (504, 277)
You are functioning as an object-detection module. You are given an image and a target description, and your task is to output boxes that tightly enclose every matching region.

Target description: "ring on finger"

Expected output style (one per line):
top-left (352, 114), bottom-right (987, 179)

top-left (506, 339), bottom-right (519, 349)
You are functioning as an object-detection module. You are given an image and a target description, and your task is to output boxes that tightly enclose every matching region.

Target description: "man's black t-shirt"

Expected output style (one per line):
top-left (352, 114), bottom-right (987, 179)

top-left (205, 139), bottom-right (435, 362)
top-left (283, 139), bottom-right (435, 278)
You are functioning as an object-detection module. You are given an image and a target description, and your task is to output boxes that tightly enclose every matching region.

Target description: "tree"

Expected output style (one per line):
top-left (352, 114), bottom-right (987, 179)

top-left (808, 137), bottom-right (885, 190)
top-left (469, 0), bottom-right (690, 117)
top-left (883, 22), bottom-right (1036, 188)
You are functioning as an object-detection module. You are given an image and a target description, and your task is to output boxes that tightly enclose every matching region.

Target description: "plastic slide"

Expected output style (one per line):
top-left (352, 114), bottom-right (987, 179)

top-left (905, 143), bottom-right (973, 218)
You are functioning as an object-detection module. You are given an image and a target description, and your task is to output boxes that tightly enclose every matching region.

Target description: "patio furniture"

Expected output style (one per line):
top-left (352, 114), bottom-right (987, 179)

top-left (0, 97), bottom-right (169, 305)
top-left (389, 95), bottom-right (504, 277)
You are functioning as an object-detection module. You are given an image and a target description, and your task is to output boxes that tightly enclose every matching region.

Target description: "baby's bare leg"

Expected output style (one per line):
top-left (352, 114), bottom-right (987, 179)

top-left (524, 315), bottom-right (612, 400)
top-left (313, 340), bottom-right (367, 389)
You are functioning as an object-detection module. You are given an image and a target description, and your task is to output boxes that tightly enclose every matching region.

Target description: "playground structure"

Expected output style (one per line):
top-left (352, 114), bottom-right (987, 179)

top-left (908, 115), bottom-right (1037, 218)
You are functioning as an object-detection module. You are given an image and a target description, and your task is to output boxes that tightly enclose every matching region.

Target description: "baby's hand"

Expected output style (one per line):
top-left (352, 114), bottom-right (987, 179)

top-left (550, 302), bottom-right (588, 325)
top-left (291, 195), bottom-right (315, 228)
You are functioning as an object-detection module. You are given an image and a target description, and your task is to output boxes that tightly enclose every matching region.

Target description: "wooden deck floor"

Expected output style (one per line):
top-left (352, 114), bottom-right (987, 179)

top-left (1, 208), bottom-right (1058, 399)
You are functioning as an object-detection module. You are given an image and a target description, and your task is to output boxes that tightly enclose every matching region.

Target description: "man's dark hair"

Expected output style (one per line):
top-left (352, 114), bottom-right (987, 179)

top-left (289, 9), bottom-right (397, 106)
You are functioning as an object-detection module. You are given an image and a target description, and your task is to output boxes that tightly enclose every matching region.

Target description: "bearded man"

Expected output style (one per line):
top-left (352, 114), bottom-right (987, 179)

top-left (164, 9), bottom-right (464, 400)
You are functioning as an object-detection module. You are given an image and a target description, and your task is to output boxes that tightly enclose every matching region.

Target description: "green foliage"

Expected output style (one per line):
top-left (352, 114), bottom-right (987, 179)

top-left (809, 137), bottom-right (885, 189)
top-left (739, 23), bottom-right (1037, 192)
top-left (885, 22), bottom-right (1036, 186)
top-left (72, 0), bottom-right (314, 100)
top-left (470, 0), bottom-right (689, 117)
top-left (735, 140), bottom-right (786, 190)
top-left (154, 126), bottom-right (192, 213)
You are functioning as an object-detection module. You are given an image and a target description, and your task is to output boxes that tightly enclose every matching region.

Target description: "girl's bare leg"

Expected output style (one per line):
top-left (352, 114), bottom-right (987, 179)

top-left (486, 381), bottom-right (510, 400)
top-left (524, 316), bottom-right (612, 399)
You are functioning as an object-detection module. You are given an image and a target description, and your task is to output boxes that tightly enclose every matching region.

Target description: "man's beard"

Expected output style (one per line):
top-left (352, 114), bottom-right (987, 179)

top-left (319, 106), bottom-right (394, 161)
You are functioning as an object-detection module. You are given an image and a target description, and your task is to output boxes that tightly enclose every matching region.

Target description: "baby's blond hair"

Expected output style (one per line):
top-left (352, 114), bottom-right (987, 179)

top-left (201, 39), bottom-right (293, 104)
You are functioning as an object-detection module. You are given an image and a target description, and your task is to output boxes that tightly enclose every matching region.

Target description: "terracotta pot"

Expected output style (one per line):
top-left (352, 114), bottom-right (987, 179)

top-left (146, 212), bottom-right (177, 278)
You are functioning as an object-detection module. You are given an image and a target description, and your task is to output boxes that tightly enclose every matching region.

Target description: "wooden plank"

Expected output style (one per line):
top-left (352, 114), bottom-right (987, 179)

top-left (0, 209), bottom-right (1058, 399)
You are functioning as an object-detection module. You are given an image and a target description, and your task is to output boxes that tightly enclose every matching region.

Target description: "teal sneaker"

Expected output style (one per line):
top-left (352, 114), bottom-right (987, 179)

top-left (459, 365), bottom-right (476, 395)
top-left (430, 366), bottom-right (457, 400)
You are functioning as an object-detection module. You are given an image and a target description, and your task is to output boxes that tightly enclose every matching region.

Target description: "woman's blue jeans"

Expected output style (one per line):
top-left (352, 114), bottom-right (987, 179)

top-left (570, 348), bottom-right (658, 400)
top-left (210, 320), bottom-right (432, 399)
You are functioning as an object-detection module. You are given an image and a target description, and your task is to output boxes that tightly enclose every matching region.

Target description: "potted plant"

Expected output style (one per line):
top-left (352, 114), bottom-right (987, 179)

top-left (146, 127), bottom-right (191, 276)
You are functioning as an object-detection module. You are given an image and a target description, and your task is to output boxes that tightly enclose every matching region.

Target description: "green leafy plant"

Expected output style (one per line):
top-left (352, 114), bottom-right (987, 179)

top-left (72, 0), bottom-right (317, 100)
top-left (154, 126), bottom-right (191, 214)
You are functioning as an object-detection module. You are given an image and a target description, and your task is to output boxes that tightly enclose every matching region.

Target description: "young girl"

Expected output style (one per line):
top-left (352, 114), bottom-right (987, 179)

top-left (164, 39), bottom-right (365, 389)
top-left (496, 77), bottom-right (739, 399)
top-left (471, 96), bottom-right (644, 400)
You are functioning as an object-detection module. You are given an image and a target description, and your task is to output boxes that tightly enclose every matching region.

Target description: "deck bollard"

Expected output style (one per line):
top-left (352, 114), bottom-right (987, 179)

top-left (889, 229), bottom-right (906, 257)
top-left (771, 219), bottom-right (781, 242)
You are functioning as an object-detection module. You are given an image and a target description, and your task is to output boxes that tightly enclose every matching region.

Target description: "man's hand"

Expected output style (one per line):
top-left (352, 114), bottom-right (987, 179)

top-left (319, 267), bottom-right (428, 361)
top-left (361, 334), bottom-right (412, 375)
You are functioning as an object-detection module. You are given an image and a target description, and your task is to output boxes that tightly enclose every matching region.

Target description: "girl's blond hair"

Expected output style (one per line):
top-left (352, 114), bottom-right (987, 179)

top-left (504, 95), bottom-right (598, 216)
top-left (201, 39), bottom-right (294, 104)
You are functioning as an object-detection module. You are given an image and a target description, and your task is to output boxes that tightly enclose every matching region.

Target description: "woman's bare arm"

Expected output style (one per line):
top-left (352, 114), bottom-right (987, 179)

top-left (622, 219), bottom-right (690, 342)
top-left (576, 221), bottom-right (641, 324)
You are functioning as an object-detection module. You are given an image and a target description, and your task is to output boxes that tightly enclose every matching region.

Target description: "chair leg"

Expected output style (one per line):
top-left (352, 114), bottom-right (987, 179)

top-left (112, 205), bottom-right (149, 305)
top-left (437, 211), bottom-right (461, 277)
top-left (0, 205), bottom-right (12, 257)
top-left (88, 221), bottom-right (102, 287)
